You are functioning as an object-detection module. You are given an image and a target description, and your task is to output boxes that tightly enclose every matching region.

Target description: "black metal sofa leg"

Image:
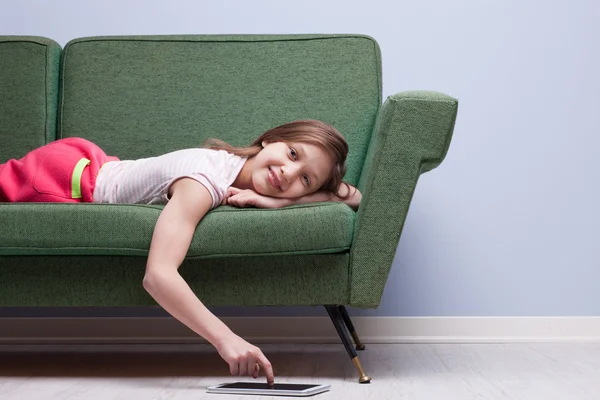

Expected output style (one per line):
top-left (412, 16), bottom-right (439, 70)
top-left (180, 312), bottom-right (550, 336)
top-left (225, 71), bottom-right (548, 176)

top-left (324, 305), bottom-right (371, 383)
top-left (338, 305), bottom-right (366, 350)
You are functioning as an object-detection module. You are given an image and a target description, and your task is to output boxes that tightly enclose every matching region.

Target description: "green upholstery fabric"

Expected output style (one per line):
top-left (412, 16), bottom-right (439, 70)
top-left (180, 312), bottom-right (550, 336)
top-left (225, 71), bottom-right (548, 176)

top-left (0, 254), bottom-right (349, 306)
top-left (351, 91), bottom-right (458, 307)
top-left (0, 36), bottom-right (61, 162)
top-left (58, 35), bottom-right (382, 185)
top-left (0, 202), bottom-right (354, 257)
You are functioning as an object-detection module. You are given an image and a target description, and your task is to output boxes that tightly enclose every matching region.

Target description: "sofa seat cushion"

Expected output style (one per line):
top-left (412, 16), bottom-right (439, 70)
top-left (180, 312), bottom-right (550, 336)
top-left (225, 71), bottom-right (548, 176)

top-left (0, 203), bottom-right (355, 257)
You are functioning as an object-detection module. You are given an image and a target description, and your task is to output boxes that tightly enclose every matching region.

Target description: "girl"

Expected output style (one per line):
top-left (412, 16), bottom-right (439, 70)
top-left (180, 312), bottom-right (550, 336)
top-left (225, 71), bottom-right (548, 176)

top-left (0, 119), bottom-right (361, 385)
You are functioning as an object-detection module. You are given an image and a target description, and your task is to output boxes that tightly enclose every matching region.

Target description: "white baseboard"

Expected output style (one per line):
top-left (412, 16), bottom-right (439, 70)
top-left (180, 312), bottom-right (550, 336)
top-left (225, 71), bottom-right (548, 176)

top-left (1, 317), bottom-right (599, 345)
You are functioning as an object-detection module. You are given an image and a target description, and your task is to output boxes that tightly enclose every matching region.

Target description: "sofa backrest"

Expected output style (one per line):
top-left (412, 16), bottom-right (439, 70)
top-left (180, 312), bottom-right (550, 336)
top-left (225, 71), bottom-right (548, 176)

top-left (58, 35), bottom-right (382, 185)
top-left (0, 36), bottom-right (61, 162)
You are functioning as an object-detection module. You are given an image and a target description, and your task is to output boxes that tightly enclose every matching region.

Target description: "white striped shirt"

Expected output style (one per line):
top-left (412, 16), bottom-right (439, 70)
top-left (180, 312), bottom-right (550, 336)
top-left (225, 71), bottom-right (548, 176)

top-left (92, 148), bottom-right (247, 209)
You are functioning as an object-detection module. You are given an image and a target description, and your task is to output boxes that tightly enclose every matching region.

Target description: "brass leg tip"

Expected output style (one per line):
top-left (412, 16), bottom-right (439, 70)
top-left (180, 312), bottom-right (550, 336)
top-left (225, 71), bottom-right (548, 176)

top-left (352, 356), bottom-right (371, 384)
top-left (355, 344), bottom-right (366, 351)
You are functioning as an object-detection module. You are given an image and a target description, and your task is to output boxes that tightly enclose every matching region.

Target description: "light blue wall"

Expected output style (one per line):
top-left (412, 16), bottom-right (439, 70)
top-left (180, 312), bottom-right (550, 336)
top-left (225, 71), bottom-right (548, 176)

top-left (2, 0), bottom-right (599, 317)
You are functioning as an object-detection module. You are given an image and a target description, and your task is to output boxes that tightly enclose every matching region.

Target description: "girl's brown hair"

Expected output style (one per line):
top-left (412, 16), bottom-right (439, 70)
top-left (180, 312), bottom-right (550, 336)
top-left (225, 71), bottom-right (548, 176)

top-left (204, 120), bottom-right (350, 199)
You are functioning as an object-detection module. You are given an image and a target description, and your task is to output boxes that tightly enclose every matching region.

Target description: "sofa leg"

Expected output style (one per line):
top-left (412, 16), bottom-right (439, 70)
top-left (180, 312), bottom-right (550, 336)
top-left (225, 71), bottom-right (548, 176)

top-left (338, 305), bottom-right (366, 350)
top-left (324, 305), bottom-right (371, 384)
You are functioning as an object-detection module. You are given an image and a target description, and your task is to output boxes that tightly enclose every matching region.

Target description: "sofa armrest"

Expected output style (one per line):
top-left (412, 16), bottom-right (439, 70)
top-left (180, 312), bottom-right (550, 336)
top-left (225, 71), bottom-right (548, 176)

top-left (349, 90), bottom-right (458, 307)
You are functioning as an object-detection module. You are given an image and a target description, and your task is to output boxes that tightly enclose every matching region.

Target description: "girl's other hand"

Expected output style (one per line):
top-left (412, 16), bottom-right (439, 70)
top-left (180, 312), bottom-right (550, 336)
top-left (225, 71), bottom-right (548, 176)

top-left (222, 187), bottom-right (291, 208)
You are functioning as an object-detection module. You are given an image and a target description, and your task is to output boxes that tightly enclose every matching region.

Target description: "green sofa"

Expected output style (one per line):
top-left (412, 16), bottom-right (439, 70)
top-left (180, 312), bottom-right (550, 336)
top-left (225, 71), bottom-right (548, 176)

top-left (0, 34), bottom-right (458, 382)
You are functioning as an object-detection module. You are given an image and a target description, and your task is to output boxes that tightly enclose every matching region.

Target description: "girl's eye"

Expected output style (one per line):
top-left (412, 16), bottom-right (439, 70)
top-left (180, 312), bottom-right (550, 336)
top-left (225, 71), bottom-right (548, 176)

top-left (289, 147), bottom-right (297, 160)
top-left (303, 174), bottom-right (310, 186)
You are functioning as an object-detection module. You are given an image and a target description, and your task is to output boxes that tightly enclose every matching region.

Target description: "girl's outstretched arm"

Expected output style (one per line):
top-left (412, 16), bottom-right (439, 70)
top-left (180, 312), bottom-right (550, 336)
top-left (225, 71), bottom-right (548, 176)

top-left (224, 183), bottom-right (362, 211)
top-left (142, 177), bottom-right (274, 385)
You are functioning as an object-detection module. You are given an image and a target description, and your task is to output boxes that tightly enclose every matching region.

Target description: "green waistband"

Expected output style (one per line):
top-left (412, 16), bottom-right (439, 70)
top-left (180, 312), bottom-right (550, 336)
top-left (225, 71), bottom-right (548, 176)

top-left (71, 158), bottom-right (91, 199)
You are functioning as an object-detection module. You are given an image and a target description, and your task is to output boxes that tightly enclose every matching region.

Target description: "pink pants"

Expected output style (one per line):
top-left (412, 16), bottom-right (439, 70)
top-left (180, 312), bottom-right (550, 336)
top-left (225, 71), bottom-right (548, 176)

top-left (0, 138), bottom-right (119, 203)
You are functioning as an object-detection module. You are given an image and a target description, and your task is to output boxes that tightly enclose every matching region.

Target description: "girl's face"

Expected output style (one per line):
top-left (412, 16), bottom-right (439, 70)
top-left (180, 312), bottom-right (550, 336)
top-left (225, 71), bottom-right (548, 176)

top-left (251, 140), bottom-right (334, 198)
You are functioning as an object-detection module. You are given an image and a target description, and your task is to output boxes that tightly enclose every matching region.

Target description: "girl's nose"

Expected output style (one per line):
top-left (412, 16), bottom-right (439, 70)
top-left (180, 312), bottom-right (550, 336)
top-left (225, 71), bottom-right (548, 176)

top-left (281, 163), bottom-right (300, 179)
top-left (281, 163), bottom-right (301, 180)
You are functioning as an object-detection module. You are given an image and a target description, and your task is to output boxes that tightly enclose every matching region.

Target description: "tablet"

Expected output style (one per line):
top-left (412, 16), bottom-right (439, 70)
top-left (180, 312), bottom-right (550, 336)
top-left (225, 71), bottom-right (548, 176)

top-left (206, 382), bottom-right (331, 397)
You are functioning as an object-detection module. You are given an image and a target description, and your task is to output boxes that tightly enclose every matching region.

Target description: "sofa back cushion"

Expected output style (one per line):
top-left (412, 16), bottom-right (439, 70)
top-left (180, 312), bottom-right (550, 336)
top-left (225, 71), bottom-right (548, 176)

top-left (58, 35), bottom-right (382, 185)
top-left (0, 36), bottom-right (61, 162)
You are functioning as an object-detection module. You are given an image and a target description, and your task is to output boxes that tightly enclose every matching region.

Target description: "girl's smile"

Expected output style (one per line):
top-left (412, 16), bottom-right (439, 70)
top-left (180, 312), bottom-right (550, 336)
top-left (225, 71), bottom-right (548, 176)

top-left (268, 167), bottom-right (282, 191)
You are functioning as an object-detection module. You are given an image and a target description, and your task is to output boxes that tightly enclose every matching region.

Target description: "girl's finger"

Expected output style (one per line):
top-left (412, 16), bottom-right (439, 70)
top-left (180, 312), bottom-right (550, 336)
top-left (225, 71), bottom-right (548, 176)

top-left (228, 196), bottom-right (242, 207)
top-left (256, 352), bottom-right (274, 386)
top-left (230, 361), bottom-right (239, 376)
top-left (239, 360), bottom-right (248, 377)
top-left (253, 363), bottom-right (260, 379)
top-left (245, 359), bottom-right (255, 378)
top-left (227, 187), bottom-right (241, 196)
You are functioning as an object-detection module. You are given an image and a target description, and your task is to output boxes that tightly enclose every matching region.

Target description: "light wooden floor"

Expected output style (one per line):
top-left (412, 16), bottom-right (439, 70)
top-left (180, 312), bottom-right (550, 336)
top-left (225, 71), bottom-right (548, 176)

top-left (0, 343), bottom-right (598, 399)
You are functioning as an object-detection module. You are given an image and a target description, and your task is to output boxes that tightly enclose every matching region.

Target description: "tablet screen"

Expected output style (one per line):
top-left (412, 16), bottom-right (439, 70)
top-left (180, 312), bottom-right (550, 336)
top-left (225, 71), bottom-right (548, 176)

top-left (218, 382), bottom-right (319, 391)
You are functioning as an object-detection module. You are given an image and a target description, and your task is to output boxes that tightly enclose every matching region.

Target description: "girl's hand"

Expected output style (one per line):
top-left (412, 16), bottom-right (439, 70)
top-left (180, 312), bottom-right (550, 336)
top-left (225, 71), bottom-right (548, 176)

top-left (222, 187), bottom-right (291, 209)
top-left (215, 333), bottom-right (275, 386)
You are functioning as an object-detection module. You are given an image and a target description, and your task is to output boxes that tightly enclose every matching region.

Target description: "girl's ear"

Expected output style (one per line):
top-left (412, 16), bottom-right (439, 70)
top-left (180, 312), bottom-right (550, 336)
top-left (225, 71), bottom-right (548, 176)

top-left (261, 140), bottom-right (268, 148)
